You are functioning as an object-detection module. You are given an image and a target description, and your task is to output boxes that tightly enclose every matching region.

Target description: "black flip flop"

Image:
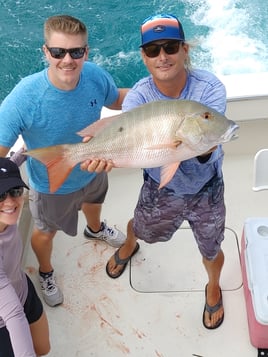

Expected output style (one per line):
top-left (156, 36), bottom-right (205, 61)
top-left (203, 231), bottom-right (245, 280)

top-left (106, 243), bottom-right (140, 279)
top-left (202, 284), bottom-right (224, 329)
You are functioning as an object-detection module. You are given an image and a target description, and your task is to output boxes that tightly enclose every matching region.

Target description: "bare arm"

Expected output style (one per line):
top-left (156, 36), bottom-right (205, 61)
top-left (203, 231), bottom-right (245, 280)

top-left (0, 145), bottom-right (11, 158)
top-left (107, 88), bottom-right (129, 110)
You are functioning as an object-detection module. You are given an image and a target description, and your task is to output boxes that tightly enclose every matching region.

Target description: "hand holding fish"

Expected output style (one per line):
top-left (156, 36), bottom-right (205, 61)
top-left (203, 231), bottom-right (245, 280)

top-left (80, 136), bottom-right (114, 173)
top-left (24, 100), bottom-right (239, 193)
top-left (80, 158), bottom-right (114, 173)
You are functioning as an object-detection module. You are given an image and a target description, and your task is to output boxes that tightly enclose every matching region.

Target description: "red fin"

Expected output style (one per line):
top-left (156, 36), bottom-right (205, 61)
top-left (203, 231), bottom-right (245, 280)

top-left (159, 162), bottom-right (180, 189)
top-left (77, 114), bottom-right (122, 137)
top-left (25, 145), bottom-right (76, 193)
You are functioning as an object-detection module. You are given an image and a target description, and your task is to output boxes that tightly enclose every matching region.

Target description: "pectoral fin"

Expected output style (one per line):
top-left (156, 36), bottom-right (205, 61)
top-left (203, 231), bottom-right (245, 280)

top-left (146, 140), bottom-right (182, 151)
top-left (159, 162), bottom-right (180, 189)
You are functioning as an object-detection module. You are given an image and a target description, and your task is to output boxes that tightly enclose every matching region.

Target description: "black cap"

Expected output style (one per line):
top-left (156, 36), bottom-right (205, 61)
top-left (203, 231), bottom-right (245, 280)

top-left (0, 158), bottom-right (29, 195)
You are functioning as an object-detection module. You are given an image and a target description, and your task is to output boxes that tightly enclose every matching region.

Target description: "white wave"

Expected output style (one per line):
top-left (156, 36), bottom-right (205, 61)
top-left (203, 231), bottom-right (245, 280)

top-left (184, 0), bottom-right (268, 75)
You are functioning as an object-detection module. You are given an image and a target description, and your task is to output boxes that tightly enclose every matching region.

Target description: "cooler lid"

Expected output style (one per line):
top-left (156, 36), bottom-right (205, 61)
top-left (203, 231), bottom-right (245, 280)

top-left (244, 219), bottom-right (268, 324)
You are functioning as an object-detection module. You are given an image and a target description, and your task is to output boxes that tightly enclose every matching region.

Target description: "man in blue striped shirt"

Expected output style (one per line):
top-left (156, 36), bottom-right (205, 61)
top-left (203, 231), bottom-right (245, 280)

top-left (105, 14), bottom-right (226, 330)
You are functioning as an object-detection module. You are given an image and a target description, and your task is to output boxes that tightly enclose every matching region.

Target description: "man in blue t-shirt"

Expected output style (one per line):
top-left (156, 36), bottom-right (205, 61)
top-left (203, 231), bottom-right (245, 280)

top-left (105, 14), bottom-right (226, 330)
top-left (0, 15), bottom-right (128, 307)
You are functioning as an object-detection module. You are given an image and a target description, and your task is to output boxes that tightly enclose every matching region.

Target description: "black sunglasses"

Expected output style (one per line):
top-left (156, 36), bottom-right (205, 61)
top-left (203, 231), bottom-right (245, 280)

top-left (45, 45), bottom-right (87, 59)
top-left (0, 187), bottom-right (24, 202)
top-left (142, 41), bottom-right (182, 58)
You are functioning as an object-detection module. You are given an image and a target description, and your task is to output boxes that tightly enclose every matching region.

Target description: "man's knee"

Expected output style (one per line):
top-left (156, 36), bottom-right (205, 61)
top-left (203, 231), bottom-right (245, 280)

top-left (32, 228), bottom-right (56, 243)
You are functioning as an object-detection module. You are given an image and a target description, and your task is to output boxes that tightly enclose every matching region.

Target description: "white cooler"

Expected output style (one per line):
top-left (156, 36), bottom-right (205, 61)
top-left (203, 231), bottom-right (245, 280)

top-left (241, 217), bottom-right (268, 351)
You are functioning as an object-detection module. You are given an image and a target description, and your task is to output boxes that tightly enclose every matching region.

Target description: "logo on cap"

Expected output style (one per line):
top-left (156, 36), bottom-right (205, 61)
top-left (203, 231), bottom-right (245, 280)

top-left (0, 168), bottom-right (7, 173)
top-left (153, 25), bottom-right (165, 33)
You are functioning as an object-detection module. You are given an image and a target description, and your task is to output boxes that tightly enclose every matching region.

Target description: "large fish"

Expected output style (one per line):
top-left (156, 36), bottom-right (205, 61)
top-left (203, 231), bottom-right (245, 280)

top-left (24, 99), bottom-right (239, 193)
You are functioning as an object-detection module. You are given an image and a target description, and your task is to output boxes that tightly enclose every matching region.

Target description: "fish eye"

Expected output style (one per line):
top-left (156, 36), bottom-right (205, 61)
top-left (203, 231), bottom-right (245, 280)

top-left (202, 112), bottom-right (212, 120)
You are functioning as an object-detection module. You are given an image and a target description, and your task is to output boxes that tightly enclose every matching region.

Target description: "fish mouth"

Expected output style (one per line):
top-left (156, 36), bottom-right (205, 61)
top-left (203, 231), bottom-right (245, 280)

top-left (222, 123), bottom-right (239, 142)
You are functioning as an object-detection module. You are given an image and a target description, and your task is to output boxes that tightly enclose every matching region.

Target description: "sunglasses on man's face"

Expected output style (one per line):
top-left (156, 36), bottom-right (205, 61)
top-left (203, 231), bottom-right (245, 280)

top-left (142, 41), bottom-right (182, 58)
top-left (0, 187), bottom-right (24, 202)
top-left (45, 45), bottom-right (87, 59)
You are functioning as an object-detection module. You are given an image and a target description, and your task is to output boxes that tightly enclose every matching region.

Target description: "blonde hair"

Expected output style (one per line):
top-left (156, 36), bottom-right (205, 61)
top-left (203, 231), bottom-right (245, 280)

top-left (184, 43), bottom-right (192, 71)
top-left (183, 40), bottom-right (196, 72)
top-left (44, 15), bottom-right (88, 44)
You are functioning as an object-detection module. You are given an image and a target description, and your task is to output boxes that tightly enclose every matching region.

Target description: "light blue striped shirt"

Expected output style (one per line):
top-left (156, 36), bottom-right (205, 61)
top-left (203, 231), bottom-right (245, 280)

top-left (122, 69), bottom-right (226, 194)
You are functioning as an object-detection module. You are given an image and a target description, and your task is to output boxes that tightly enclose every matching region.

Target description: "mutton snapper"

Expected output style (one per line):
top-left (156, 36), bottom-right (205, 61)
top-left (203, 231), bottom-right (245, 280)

top-left (24, 99), bottom-right (239, 193)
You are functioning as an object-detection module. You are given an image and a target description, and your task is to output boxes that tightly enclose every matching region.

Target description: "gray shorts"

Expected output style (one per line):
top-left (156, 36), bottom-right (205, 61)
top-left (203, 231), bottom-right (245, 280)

top-left (133, 174), bottom-right (226, 260)
top-left (29, 172), bottom-right (108, 236)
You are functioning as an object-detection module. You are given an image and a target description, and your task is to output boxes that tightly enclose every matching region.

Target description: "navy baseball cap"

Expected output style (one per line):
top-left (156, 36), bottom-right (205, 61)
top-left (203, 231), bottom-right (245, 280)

top-left (0, 158), bottom-right (28, 195)
top-left (140, 14), bottom-right (185, 47)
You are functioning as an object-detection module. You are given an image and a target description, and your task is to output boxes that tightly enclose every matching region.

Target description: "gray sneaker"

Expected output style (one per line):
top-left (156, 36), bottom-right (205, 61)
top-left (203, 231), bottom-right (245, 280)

top-left (84, 220), bottom-right (126, 248)
top-left (39, 271), bottom-right (64, 307)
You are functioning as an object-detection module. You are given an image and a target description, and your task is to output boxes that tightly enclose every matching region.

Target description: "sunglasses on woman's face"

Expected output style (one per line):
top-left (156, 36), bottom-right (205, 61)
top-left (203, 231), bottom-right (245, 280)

top-left (0, 187), bottom-right (24, 202)
top-left (142, 40), bottom-right (182, 58)
top-left (45, 45), bottom-right (87, 59)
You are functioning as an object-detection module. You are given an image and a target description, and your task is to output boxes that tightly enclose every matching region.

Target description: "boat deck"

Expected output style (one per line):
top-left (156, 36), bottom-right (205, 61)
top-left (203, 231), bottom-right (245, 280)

top-left (20, 116), bottom-right (268, 357)
top-left (20, 71), bottom-right (268, 356)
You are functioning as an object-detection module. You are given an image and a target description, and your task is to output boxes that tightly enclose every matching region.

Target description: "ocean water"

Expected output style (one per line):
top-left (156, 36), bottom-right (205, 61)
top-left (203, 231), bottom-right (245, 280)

top-left (0, 0), bottom-right (267, 102)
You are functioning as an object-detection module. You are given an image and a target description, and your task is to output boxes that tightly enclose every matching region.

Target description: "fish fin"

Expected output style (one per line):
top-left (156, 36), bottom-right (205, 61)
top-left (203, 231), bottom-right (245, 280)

top-left (146, 141), bottom-right (182, 150)
top-left (159, 162), bottom-right (180, 189)
top-left (174, 140), bottom-right (182, 148)
top-left (24, 145), bottom-right (76, 193)
top-left (77, 114), bottom-right (122, 137)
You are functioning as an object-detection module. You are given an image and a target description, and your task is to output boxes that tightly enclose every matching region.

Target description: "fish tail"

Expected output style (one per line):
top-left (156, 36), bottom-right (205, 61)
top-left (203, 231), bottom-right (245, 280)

top-left (24, 144), bottom-right (76, 193)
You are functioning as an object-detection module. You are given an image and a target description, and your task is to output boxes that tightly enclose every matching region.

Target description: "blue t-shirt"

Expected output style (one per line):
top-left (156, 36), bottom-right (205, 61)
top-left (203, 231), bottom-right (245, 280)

top-left (122, 69), bottom-right (227, 195)
top-left (0, 62), bottom-right (119, 193)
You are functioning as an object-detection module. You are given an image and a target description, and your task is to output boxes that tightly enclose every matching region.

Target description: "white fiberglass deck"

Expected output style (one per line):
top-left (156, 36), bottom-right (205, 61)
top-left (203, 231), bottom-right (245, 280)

top-left (21, 73), bottom-right (268, 357)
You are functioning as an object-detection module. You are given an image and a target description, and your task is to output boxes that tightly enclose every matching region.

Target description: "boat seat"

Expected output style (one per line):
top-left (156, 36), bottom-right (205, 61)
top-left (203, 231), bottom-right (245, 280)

top-left (253, 149), bottom-right (268, 191)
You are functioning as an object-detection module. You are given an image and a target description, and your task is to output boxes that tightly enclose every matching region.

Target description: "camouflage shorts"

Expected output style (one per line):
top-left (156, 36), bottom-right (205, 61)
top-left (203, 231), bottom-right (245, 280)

top-left (133, 174), bottom-right (226, 260)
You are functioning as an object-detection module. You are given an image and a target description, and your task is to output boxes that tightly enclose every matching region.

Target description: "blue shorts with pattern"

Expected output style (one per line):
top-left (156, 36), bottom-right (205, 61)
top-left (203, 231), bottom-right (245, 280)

top-left (133, 173), bottom-right (226, 260)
